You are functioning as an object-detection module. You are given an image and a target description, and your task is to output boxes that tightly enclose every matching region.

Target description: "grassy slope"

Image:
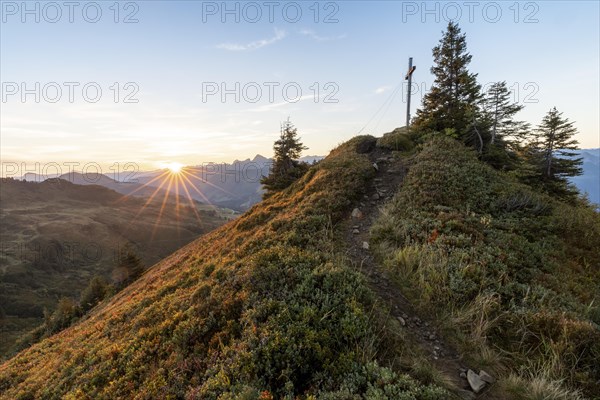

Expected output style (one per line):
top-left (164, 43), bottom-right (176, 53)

top-left (372, 137), bottom-right (600, 399)
top-left (0, 137), bottom-right (448, 399)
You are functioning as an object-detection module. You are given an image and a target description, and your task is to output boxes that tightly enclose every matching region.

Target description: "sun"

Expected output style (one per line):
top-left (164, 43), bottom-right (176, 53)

top-left (164, 162), bottom-right (183, 174)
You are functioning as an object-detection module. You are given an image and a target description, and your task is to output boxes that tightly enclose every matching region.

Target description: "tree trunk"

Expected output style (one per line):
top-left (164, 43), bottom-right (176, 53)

top-left (545, 128), bottom-right (555, 178)
top-left (473, 117), bottom-right (483, 155)
top-left (491, 92), bottom-right (499, 144)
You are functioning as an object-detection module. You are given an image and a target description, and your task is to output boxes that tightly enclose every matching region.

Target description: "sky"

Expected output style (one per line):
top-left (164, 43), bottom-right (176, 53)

top-left (1, 0), bottom-right (599, 175)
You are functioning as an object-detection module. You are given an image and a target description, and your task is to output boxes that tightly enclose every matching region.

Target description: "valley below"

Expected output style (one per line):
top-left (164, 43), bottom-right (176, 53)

top-left (0, 178), bottom-right (233, 356)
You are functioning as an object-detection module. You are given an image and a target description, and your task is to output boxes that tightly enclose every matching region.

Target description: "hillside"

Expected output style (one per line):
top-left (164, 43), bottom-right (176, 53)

top-left (0, 178), bottom-right (229, 357)
top-left (1, 134), bottom-right (598, 399)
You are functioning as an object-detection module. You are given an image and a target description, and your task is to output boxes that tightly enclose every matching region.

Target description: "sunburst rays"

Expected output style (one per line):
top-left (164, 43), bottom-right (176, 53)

top-left (116, 164), bottom-right (234, 243)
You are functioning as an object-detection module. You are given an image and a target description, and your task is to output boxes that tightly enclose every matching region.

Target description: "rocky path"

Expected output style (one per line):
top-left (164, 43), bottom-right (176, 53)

top-left (342, 145), bottom-right (495, 400)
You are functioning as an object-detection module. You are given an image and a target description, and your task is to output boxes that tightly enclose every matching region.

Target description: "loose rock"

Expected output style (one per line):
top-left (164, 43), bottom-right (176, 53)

top-left (467, 369), bottom-right (486, 393)
top-left (362, 241), bottom-right (369, 250)
top-left (351, 208), bottom-right (363, 219)
top-left (479, 370), bottom-right (496, 384)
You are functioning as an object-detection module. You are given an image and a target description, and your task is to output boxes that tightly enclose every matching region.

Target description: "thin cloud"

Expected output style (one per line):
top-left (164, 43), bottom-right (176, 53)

top-left (375, 86), bottom-right (392, 94)
top-left (216, 29), bottom-right (286, 51)
top-left (299, 29), bottom-right (347, 42)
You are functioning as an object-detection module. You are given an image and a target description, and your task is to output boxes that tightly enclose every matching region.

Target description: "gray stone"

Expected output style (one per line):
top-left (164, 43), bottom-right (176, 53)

top-left (362, 241), bottom-right (370, 250)
top-left (467, 369), bottom-right (486, 393)
top-left (397, 316), bottom-right (406, 326)
top-left (352, 229), bottom-right (360, 234)
top-left (351, 208), bottom-right (363, 219)
top-left (372, 193), bottom-right (380, 200)
top-left (372, 162), bottom-right (379, 171)
top-left (479, 370), bottom-right (496, 384)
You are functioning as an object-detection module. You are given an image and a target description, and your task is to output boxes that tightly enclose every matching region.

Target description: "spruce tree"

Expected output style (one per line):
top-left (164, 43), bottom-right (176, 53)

top-left (261, 118), bottom-right (308, 194)
top-left (46, 297), bottom-right (80, 334)
top-left (113, 244), bottom-right (145, 287)
top-left (527, 107), bottom-right (582, 197)
top-left (80, 275), bottom-right (108, 312)
top-left (482, 81), bottom-right (529, 146)
top-left (413, 22), bottom-right (481, 140)
top-left (481, 81), bottom-right (531, 167)
top-left (537, 107), bottom-right (582, 178)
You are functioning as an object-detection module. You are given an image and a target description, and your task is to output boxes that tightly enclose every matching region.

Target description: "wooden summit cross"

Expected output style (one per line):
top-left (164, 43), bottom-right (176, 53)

top-left (405, 57), bottom-right (416, 131)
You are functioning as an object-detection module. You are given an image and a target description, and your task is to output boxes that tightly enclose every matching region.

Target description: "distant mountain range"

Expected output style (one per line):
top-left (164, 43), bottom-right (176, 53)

top-left (21, 171), bottom-right (171, 199)
top-left (569, 148), bottom-right (599, 206)
top-left (20, 155), bottom-right (324, 211)
top-left (134, 155), bottom-right (272, 211)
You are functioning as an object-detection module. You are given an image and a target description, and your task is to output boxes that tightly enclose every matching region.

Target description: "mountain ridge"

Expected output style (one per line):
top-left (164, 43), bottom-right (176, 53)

top-left (568, 148), bottom-right (599, 206)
